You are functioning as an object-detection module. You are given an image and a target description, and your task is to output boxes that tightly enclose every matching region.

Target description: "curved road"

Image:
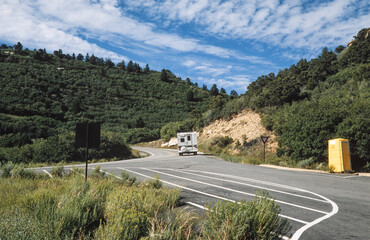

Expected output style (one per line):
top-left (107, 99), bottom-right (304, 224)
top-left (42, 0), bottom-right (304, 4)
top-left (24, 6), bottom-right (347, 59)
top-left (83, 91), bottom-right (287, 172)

top-left (36, 147), bottom-right (370, 239)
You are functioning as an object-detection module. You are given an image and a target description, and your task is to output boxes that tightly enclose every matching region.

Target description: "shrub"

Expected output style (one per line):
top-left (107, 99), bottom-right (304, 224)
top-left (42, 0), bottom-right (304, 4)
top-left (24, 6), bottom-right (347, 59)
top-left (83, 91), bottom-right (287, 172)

top-left (145, 207), bottom-right (200, 240)
top-left (146, 175), bottom-right (163, 189)
top-left (1, 161), bottom-right (14, 178)
top-left (297, 157), bottom-right (316, 169)
top-left (121, 171), bottom-right (137, 186)
top-left (211, 136), bottom-right (234, 148)
top-left (11, 165), bottom-right (37, 179)
top-left (50, 166), bottom-right (65, 177)
top-left (202, 191), bottom-right (291, 240)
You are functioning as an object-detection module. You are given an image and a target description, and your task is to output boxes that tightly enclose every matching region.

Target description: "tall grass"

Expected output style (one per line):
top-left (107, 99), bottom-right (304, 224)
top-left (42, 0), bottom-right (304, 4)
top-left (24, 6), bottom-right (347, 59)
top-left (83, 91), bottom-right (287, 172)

top-left (1, 166), bottom-right (291, 240)
top-left (202, 191), bottom-right (291, 240)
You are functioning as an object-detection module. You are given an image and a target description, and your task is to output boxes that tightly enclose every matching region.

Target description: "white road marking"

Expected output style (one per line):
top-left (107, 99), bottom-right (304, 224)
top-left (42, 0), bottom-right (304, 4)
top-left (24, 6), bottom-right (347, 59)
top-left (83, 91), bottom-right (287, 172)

top-left (119, 167), bottom-right (309, 225)
top-left (186, 201), bottom-right (208, 210)
top-left (159, 168), bottom-right (327, 203)
top-left (182, 169), bottom-right (311, 192)
top-left (185, 201), bottom-right (308, 224)
top-left (100, 170), bottom-right (122, 180)
top-left (143, 168), bottom-right (329, 215)
top-left (118, 167), bottom-right (232, 202)
top-left (43, 169), bottom-right (52, 178)
top-left (307, 172), bottom-right (359, 179)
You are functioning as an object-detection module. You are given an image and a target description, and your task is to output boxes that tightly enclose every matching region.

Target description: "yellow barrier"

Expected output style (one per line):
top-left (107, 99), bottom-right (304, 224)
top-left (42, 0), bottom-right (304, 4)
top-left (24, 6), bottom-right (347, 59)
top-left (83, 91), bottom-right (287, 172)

top-left (328, 138), bottom-right (352, 172)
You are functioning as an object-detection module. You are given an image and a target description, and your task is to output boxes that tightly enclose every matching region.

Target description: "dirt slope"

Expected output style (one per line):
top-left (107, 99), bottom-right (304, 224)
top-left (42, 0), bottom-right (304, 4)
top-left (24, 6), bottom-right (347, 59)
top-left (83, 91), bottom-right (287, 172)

top-left (198, 109), bottom-right (278, 151)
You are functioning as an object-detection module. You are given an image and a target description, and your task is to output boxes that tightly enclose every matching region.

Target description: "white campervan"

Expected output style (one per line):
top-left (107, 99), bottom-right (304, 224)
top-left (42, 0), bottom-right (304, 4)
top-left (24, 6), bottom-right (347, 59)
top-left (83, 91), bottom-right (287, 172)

top-left (177, 132), bottom-right (198, 156)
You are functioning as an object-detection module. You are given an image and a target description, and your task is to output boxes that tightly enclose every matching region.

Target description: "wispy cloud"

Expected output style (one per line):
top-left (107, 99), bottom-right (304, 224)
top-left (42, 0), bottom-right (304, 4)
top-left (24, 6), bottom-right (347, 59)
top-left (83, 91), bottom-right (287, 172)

top-left (124, 0), bottom-right (369, 51)
top-left (0, 0), bottom-right (265, 63)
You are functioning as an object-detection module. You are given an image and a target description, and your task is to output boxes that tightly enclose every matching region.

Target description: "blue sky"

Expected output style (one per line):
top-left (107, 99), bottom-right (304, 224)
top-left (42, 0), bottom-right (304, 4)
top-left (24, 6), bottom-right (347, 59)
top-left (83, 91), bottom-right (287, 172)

top-left (0, 0), bottom-right (369, 93)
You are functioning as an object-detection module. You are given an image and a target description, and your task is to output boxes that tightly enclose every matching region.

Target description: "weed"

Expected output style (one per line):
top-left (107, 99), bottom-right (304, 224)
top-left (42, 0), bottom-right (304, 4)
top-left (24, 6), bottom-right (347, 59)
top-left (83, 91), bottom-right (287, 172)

top-left (11, 165), bottom-right (37, 179)
top-left (121, 171), bottom-right (137, 186)
top-left (202, 191), bottom-right (291, 240)
top-left (50, 165), bottom-right (65, 177)
top-left (146, 207), bottom-right (200, 240)
top-left (329, 164), bottom-right (336, 173)
top-left (147, 175), bottom-right (163, 189)
top-left (2, 161), bottom-right (14, 178)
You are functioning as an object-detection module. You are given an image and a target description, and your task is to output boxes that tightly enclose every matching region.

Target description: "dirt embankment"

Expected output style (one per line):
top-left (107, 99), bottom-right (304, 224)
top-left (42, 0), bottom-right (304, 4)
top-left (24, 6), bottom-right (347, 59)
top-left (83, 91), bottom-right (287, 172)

top-left (198, 109), bottom-right (278, 152)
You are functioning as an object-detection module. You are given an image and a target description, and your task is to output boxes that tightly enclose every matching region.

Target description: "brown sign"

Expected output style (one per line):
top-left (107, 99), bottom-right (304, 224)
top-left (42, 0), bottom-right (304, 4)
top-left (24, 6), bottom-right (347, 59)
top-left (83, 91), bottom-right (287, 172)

top-left (261, 136), bottom-right (269, 143)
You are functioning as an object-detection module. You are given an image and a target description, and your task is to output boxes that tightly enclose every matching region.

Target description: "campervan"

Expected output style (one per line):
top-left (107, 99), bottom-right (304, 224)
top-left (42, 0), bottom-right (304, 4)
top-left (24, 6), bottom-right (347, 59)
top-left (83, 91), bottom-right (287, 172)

top-left (177, 132), bottom-right (198, 156)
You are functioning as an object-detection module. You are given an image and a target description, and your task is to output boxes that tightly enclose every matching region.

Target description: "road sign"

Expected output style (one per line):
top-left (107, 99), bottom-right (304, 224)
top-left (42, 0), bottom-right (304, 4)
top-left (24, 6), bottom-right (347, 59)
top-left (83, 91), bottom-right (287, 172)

top-left (261, 136), bottom-right (269, 143)
top-left (75, 123), bottom-right (101, 148)
top-left (75, 123), bottom-right (101, 182)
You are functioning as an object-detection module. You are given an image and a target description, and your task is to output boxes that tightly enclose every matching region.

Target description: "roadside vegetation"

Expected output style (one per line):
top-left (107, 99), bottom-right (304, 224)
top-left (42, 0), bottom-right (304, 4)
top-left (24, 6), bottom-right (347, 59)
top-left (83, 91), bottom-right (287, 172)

top-left (0, 165), bottom-right (290, 240)
top-left (166, 28), bottom-right (370, 172)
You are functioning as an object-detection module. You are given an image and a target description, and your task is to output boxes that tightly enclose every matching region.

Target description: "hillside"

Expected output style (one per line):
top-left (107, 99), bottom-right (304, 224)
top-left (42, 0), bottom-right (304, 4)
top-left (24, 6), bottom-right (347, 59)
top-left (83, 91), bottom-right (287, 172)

top-left (0, 45), bottom-right (217, 165)
top-left (190, 28), bottom-right (369, 171)
top-left (0, 46), bottom-right (211, 147)
top-left (199, 109), bottom-right (277, 152)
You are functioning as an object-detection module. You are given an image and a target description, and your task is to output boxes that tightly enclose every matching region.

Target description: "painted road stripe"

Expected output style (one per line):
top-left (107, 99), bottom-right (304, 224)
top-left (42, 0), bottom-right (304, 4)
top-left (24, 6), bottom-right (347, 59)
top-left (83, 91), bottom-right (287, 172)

top-left (186, 201), bottom-right (208, 210)
top-left (43, 169), bottom-right (52, 178)
top-left (161, 168), bottom-right (327, 203)
top-left (144, 168), bottom-right (329, 215)
top-left (100, 170), bottom-right (122, 180)
top-left (118, 167), bottom-right (232, 202)
top-left (177, 170), bottom-right (339, 240)
top-left (185, 201), bottom-right (308, 225)
top-left (119, 167), bottom-right (309, 225)
top-left (182, 169), bottom-right (311, 193)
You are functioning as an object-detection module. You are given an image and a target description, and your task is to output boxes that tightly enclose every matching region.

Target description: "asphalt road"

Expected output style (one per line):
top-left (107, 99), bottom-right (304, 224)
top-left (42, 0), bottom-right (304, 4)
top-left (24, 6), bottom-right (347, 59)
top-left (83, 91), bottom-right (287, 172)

top-left (34, 147), bottom-right (370, 240)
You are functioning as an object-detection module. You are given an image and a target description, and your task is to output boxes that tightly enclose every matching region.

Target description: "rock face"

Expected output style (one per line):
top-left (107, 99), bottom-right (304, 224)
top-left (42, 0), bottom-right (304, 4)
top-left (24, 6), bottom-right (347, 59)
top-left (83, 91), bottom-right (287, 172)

top-left (161, 137), bottom-right (178, 147)
top-left (198, 109), bottom-right (278, 151)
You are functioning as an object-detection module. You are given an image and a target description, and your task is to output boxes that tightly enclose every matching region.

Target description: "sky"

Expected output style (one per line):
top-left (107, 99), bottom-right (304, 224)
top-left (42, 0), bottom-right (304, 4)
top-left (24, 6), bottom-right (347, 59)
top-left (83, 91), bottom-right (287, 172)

top-left (0, 0), bottom-right (369, 94)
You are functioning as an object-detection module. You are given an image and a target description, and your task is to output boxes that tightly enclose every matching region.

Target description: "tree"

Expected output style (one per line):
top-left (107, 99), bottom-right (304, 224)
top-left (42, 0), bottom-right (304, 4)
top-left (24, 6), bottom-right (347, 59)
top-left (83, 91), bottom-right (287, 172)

top-left (210, 84), bottom-right (219, 96)
top-left (135, 116), bottom-right (145, 128)
top-left (230, 90), bottom-right (238, 97)
top-left (202, 84), bottom-right (208, 91)
top-left (14, 42), bottom-right (23, 54)
top-left (127, 60), bottom-right (134, 72)
top-left (89, 54), bottom-right (97, 65)
top-left (85, 53), bottom-right (90, 62)
top-left (117, 60), bottom-right (126, 70)
top-left (220, 88), bottom-right (226, 94)
top-left (161, 69), bottom-right (168, 82)
top-left (186, 89), bottom-right (194, 101)
top-left (335, 45), bottom-right (345, 54)
top-left (105, 59), bottom-right (114, 68)
top-left (144, 64), bottom-right (150, 72)
top-left (77, 53), bottom-right (84, 61)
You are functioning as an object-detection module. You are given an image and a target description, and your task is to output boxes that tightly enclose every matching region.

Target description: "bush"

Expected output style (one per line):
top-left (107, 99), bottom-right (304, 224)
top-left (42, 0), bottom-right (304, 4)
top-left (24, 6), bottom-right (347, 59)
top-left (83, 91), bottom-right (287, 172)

top-left (145, 207), bottom-right (200, 240)
top-left (121, 171), bottom-right (137, 186)
top-left (202, 191), bottom-right (291, 240)
top-left (1, 161), bottom-right (14, 178)
top-left (210, 136), bottom-right (234, 148)
top-left (50, 166), bottom-right (65, 177)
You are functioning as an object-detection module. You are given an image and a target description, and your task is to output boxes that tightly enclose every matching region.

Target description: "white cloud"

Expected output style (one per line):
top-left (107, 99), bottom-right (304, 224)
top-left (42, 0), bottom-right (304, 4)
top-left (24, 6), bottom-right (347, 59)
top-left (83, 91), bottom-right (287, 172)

top-left (197, 76), bottom-right (250, 92)
top-left (125, 0), bottom-right (369, 51)
top-left (194, 64), bottom-right (232, 77)
top-left (0, 0), bottom-right (127, 62)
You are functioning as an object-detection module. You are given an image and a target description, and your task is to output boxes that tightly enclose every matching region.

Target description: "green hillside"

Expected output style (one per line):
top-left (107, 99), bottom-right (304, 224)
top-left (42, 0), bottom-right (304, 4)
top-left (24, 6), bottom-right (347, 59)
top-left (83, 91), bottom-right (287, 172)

top-left (0, 45), bottom-right (212, 164)
top-left (200, 28), bottom-right (370, 171)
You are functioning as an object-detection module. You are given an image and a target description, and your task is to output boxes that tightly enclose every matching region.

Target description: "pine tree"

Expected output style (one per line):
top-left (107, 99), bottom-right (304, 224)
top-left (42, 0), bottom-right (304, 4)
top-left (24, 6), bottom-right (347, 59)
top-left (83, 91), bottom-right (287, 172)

top-left (210, 84), bottom-right (219, 96)
top-left (161, 69), bottom-right (168, 82)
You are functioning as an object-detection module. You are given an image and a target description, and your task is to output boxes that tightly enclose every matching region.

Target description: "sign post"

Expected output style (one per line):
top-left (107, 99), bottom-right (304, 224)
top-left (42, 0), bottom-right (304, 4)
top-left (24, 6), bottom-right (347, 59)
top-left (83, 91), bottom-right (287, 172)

top-left (260, 136), bottom-right (269, 163)
top-left (75, 123), bottom-right (101, 182)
